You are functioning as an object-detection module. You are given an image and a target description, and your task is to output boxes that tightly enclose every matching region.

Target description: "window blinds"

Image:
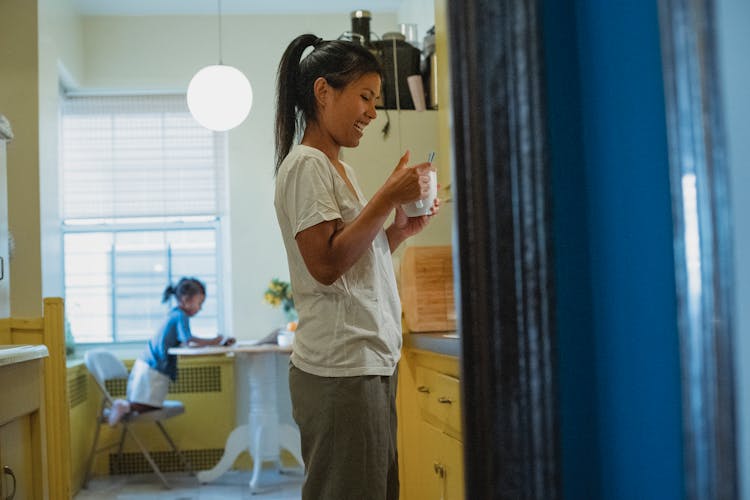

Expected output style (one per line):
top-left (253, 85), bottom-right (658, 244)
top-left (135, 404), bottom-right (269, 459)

top-left (60, 95), bottom-right (226, 220)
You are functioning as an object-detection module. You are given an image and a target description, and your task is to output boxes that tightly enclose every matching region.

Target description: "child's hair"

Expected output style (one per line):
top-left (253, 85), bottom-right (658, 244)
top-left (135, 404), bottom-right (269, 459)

top-left (274, 33), bottom-right (382, 173)
top-left (162, 277), bottom-right (206, 304)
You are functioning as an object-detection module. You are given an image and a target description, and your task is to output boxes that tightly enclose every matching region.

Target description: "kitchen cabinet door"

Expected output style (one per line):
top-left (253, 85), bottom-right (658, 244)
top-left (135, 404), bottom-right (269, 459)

top-left (417, 420), bottom-right (444, 499)
top-left (417, 420), bottom-right (465, 500)
top-left (440, 433), bottom-right (464, 500)
top-left (0, 416), bottom-right (35, 500)
top-left (399, 349), bottom-right (464, 499)
top-left (0, 352), bottom-right (46, 499)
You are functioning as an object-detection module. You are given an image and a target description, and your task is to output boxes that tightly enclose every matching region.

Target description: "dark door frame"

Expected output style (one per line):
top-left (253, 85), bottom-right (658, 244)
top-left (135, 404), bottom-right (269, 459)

top-left (448, 0), bottom-right (738, 498)
top-left (448, 1), bottom-right (560, 498)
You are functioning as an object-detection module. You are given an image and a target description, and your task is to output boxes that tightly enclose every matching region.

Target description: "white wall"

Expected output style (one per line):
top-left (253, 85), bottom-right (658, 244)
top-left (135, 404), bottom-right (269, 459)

top-left (717, 0), bottom-right (750, 498)
top-left (397, 0), bottom-right (436, 47)
top-left (39, 0), bottom-right (85, 301)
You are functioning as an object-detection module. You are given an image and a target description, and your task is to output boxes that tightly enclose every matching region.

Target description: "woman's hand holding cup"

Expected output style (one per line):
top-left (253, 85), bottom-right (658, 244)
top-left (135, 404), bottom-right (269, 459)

top-left (400, 151), bottom-right (438, 217)
top-left (401, 169), bottom-right (437, 217)
top-left (383, 151), bottom-right (435, 211)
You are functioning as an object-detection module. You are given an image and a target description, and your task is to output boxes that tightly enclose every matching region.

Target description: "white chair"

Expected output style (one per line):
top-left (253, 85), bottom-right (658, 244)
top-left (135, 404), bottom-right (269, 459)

top-left (82, 349), bottom-right (194, 489)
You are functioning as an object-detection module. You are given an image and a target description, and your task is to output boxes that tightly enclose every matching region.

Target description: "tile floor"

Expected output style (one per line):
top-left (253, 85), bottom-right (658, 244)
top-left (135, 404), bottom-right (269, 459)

top-left (74, 469), bottom-right (303, 500)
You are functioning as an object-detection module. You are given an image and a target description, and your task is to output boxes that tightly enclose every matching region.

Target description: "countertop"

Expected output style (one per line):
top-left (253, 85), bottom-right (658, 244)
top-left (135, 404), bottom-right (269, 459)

top-left (0, 344), bottom-right (49, 367)
top-left (403, 332), bottom-right (461, 358)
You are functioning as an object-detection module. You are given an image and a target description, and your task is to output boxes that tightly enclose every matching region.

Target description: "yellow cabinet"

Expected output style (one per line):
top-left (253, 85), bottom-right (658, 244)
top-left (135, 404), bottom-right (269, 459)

top-left (415, 366), bottom-right (462, 439)
top-left (417, 420), bottom-right (464, 500)
top-left (0, 416), bottom-right (35, 499)
top-left (398, 347), bottom-right (464, 500)
top-left (0, 346), bottom-right (48, 499)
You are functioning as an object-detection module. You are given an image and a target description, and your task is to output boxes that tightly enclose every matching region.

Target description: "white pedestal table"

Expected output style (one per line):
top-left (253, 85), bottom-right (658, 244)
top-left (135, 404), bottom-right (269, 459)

top-left (169, 343), bottom-right (303, 493)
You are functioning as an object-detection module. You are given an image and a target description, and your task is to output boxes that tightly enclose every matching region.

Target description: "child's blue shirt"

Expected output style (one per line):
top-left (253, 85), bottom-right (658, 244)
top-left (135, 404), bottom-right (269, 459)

top-left (140, 307), bottom-right (192, 380)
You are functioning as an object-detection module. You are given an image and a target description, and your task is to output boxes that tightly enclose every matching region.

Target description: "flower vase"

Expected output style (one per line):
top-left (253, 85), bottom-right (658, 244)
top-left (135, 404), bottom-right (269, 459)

top-left (284, 306), bottom-right (298, 324)
top-left (282, 297), bottom-right (298, 324)
top-left (280, 305), bottom-right (298, 347)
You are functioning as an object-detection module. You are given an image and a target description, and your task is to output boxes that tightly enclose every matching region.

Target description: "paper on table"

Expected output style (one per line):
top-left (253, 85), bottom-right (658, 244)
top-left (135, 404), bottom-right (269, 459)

top-left (235, 327), bottom-right (283, 347)
top-left (235, 339), bottom-right (261, 347)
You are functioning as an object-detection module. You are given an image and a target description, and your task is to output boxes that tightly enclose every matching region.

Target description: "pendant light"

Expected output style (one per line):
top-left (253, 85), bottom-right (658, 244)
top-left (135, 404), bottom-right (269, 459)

top-left (187, 0), bottom-right (253, 131)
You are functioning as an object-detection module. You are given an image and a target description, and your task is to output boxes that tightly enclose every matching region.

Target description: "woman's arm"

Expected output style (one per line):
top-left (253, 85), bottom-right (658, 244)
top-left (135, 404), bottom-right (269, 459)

top-left (295, 153), bottom-right (432, 285)
top-left (386, 214), bottom-right (426, 253)
top-left (385, 197), bottom-right (440, 253)
top-left (295, 192), bottom-right (392, 285)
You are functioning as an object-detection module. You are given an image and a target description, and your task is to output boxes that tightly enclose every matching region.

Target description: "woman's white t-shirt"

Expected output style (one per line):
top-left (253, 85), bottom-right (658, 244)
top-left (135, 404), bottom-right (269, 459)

top-left (274, 144), bottom-right (402, 377)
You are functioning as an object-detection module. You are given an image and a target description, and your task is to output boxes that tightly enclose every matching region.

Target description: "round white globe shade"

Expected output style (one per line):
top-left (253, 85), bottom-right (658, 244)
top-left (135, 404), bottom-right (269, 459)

top-left (187, 65), bottom-right (253, 131)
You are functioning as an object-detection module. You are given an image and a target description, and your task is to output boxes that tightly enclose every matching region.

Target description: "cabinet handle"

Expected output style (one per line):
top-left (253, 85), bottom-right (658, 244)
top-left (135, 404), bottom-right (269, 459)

top-left (437, 396), bottom-right (452, 404)
top-left (3, 465), bottom-right (17, 500)
top-left (417, 385), bottom-right (431, 394)
top-left (433, 462), bottom-right (445, 478)
top-left (0, 256), bottom-right (4, 281)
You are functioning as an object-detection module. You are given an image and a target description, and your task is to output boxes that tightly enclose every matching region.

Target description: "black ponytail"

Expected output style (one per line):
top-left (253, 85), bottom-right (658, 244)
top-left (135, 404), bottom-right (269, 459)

top-left (274, 34), bottom-right (382, 173)
top-left (275, 34), bottom-right (319, 173)
top-left (162, 285), bottom-right (175, 303)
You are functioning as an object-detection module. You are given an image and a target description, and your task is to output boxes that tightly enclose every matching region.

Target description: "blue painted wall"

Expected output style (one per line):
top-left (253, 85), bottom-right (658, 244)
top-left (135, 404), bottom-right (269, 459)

top-left (542, 1), bottom-right (600, 498)
top-left (543, 1), bottom-right (685, 498)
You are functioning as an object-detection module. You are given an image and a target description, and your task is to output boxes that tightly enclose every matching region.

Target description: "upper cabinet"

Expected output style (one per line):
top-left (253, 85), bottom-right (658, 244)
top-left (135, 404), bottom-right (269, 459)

top-left (341, 109), bottom-right (453, 250)
top-left (341, 110), bottom-right (440, 201)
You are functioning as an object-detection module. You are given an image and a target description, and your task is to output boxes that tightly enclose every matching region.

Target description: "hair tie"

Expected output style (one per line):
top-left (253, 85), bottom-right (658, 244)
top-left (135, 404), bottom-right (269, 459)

top-left (313, 37), bottom-right (323, 48)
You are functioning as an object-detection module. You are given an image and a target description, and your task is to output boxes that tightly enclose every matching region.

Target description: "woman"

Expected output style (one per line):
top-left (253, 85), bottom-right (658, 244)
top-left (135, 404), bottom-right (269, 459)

top-left (273, 34), bottom-right (439, 499)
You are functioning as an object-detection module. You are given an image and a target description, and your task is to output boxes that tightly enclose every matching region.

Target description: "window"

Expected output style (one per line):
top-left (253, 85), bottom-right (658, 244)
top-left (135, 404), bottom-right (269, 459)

top-left (60, 95), bottom-right (226, 343)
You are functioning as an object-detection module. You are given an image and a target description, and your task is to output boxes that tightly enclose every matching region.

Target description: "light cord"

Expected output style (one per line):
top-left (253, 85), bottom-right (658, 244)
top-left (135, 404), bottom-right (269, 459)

top-left (217, 0), bottom-right (223, 64)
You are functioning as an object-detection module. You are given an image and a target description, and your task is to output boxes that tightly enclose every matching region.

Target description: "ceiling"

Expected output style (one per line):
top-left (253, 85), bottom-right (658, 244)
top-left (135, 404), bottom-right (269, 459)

top-left (71, 0), bottom-right (403, 16)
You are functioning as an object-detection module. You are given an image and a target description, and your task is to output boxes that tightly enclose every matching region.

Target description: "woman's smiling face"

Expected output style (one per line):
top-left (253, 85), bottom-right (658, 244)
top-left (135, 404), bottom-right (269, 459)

top-left (320, 72), bottom-right (381, 148)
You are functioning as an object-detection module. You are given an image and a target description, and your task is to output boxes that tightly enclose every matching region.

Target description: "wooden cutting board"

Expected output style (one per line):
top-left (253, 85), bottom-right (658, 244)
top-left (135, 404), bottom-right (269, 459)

top-left (399, 245), bottom-right (456, 332)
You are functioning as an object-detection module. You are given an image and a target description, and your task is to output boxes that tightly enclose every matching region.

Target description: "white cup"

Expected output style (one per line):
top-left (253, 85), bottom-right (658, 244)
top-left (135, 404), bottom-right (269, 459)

top-left (402, 170), bottom-right (437, 217)
top-left (277, 329), bottom-right (294, 347)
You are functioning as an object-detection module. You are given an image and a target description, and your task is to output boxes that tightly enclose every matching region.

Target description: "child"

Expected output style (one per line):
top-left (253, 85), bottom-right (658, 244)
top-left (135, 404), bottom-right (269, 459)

top-left (108, 277), bottom-right (235, 425)
top-left (273, 34), bottom-right (439, 499)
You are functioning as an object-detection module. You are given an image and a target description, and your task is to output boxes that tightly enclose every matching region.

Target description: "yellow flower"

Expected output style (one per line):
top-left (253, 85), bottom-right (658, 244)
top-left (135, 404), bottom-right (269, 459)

top-left (263, 278), bottom-right (294, 311)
